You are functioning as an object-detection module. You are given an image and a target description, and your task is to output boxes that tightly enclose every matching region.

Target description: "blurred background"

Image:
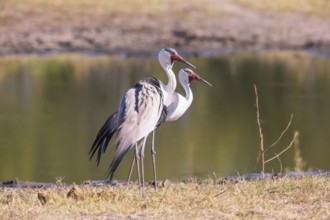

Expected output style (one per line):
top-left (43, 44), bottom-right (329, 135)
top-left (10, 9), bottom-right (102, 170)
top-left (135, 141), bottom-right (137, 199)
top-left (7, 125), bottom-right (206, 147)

top-left (0, 0), bottom-right (330, 183)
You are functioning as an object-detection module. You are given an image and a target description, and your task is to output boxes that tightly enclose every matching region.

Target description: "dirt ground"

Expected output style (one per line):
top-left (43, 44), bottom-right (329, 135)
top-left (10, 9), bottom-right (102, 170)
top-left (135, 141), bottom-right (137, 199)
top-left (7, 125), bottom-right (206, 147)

top-left (1, 175), bottom-right (330, 219)
top-left (0, 0), bottom-right (330, 56)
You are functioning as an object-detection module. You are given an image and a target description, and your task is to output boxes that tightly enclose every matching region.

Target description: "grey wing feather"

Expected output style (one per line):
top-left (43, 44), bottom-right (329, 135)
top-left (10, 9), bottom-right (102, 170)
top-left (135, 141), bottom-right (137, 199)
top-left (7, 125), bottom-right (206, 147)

top-left (89, 111), bottom-right (118, 165)
top-left (156, 105), bottom-right (167, 128)
top-left (107, 77), bottom-right (164, 180)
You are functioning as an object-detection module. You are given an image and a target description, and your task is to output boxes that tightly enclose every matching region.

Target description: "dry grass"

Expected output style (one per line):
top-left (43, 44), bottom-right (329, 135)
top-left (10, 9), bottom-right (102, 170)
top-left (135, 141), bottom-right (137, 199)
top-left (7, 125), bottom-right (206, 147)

top-left (0, 0), bottom-right (227, 17)
top-left (1, 0), bottom-right (329, 54)
top-left (3, 0), bottom-right (329, 20)
top-left (3, 0), bottom-right (329, 16)
top-left (1, 176), bottom-right (329, 219)
top-left (234, 0), bottom-right (330, 16)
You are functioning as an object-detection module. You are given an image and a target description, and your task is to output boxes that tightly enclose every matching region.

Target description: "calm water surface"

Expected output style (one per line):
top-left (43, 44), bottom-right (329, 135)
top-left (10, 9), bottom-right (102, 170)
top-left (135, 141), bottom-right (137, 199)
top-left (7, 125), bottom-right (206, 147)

top-left (0, 51), bottom-right (329, 183)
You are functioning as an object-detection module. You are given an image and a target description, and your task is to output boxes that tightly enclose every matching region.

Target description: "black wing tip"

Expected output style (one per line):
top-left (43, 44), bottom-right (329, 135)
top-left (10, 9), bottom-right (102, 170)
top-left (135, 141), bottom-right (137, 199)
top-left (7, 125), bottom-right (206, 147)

top-left (156, 105), bottom-right (167, 128)
top-left (88, 112), bottom-right (118, 164)
top-left (106, 144), bottom-right (132, 180)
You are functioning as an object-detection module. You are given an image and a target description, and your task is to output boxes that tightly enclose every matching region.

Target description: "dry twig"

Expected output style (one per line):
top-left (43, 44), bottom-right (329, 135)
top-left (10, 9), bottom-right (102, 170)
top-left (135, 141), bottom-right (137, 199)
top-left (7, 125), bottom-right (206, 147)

top-left (254, 84), bottom-right (297, 176)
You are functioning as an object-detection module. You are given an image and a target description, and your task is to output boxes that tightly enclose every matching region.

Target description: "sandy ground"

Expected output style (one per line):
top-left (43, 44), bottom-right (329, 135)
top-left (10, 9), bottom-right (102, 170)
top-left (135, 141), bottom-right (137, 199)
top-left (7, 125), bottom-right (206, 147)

top-left (0, 1), bottom-right (330, 56)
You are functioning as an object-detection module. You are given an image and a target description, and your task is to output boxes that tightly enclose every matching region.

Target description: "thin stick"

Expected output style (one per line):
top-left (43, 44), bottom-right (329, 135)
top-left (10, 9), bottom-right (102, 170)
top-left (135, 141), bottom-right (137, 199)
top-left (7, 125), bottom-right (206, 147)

top-left (264, 132), bottom-right (298, 164)
top-left (254, 84), bottom-right (265, 176)
top-left (275, 153), bottom-right (283, 175)
top-left (265, 114), bottom-right (294, 153)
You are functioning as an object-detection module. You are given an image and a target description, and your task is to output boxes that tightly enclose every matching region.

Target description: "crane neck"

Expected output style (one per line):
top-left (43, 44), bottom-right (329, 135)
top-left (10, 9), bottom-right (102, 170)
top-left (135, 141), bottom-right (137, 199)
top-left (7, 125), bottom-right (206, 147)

top-left (180, 78), bottom-right (193, 105)
top-left (159, 65), bottom-right (177, 105)
top-left (164, 66), bottom-right (177, 94)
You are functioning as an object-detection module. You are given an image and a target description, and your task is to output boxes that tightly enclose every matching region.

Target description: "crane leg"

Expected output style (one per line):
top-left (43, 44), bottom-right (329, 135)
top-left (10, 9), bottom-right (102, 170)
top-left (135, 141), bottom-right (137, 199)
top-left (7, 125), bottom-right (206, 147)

top-left (151, 130), bottom-right (158, 191)
top-left (127, 153), bottom-right (135, 185)
top-left (134, 143), bottom-right (142, 197)
top-left (140, 137), bottom-right (147, 194)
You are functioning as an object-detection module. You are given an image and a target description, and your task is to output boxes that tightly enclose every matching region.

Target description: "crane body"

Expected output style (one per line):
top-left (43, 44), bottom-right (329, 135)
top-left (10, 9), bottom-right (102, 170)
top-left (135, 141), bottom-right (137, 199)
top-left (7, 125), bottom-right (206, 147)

top-left (89, 48), bottom-right (195, 195)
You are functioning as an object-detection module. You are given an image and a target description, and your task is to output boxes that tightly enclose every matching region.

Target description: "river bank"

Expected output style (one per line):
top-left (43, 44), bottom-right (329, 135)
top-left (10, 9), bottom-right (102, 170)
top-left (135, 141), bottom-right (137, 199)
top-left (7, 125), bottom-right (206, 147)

top-left (1, 0), bottom-right (330, 57)
top-left (1, 175), bottom-right (329, 219)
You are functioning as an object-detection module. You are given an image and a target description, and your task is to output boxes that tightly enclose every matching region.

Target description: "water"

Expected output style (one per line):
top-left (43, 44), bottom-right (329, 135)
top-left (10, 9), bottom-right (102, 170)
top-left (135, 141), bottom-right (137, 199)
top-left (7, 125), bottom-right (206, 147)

top-left (0, 51), bottom-right (329, 183)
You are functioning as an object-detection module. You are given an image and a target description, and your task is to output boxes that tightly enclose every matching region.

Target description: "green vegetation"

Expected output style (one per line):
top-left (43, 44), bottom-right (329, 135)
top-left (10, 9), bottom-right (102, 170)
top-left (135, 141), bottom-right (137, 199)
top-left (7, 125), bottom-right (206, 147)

top-left (1, 176), bottom-right (329, 219)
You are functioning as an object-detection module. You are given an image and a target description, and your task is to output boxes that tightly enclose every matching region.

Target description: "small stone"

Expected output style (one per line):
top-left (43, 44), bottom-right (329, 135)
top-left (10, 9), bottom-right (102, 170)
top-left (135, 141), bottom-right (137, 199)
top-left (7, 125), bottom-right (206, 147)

top-left (97, 190), bottom-right (115, 199)
top-left (162, 179), bottom-right (171, 187)
top-left (82, 180), bottom-right (92, 185)
top-left (38, 191), bottom-right (51, 205)
top-left (67, 186), bottom-right (84, 200)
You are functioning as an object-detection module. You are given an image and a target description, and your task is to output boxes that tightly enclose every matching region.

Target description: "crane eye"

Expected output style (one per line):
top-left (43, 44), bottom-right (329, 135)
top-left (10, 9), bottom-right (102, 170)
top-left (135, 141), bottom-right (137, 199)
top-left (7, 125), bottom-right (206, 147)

top-left (184, 68), bottom-right (192, 74)
top-left (165, 48), bottom-right (176, 55)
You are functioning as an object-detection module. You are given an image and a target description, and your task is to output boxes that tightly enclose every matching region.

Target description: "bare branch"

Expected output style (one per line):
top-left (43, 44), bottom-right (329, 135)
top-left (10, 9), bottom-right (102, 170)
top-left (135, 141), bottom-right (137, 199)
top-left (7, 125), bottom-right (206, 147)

top-left (254, 84), bottom-right (265, 175)
top-left (264, 132), bottom-right (298, 164)
top-left (265, 114), bottom-right (294, 153)
top-left (276, 153), bottom-right (283, 175)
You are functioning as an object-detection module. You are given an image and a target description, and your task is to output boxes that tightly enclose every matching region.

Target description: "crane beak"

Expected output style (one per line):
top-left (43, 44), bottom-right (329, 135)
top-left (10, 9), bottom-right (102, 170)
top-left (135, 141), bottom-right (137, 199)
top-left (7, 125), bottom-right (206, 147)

top-left (196, 76), bottom-right (212, 87)
top-left (172, 54), bottom-right (196, 69)
top-left (188, 73), bottom-right (212, 87)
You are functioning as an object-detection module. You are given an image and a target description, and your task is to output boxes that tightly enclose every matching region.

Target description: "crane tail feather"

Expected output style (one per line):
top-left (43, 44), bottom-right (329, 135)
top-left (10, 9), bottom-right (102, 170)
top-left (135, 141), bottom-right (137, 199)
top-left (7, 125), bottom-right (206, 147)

top-left (107, 138), bottom-right (145, 180)
top-left (107, 143), bottom-right (132, 180)
top-left (89, 111), bottom-right (118, 164)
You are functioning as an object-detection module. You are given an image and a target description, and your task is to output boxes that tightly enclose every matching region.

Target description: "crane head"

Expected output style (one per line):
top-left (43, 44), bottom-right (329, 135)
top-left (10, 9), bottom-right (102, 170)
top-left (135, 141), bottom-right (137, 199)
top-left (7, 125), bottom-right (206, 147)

top-left (180, 68), bottom-right (212, 87)
top-left (158, 48), bottom-right (195, 69)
